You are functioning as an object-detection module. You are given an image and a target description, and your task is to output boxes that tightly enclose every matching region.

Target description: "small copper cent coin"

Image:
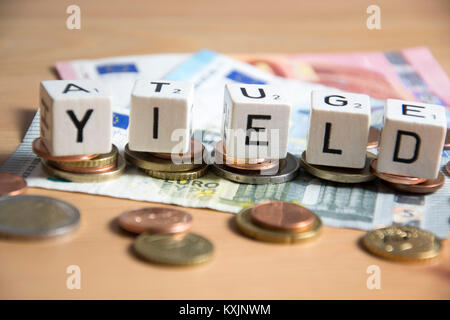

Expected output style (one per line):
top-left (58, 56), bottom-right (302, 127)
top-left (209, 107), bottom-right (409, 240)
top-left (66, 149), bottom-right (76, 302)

top-left (367, 127), bottom-right (381, 149)
top-left (370, 159), bottom-right (427, 185)
top-left (215, 140), bottom-right (266, 165)
top-left (446, 161), bottom-right (450, 175)
top-left (250, 201), bottom-right (315, 232)
top-left (32, 138), bottom-right (99, 162)
top-left (0, 172), bottom-right (27, 196)
top-left (48, 161), bottom-right (116, 174)
top-left (386, 172), bottom-right (445, 194)
top-left (119, 207), bottom-right (193, 234)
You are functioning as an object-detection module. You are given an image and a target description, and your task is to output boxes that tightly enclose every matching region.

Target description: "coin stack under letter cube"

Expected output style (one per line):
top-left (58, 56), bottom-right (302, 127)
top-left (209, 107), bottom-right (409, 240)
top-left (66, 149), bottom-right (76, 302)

top-left (212, 84), bottom-right (300, 185)
top-left (377, 99), bottom-right (447, 179)
top-left (40, 80), bottom-right (113, 156)
top-left (126, 80), bottom-right (209, 180)
top-left (306, 91), bottom-right (371, 168)
top-left (35, 80), bottom-right (125, 183)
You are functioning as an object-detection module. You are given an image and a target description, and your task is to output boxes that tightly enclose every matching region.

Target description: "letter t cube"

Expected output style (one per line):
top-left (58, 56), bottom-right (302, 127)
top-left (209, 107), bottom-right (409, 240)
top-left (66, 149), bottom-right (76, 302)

top-left (129, 80), bottom-right (194, 153)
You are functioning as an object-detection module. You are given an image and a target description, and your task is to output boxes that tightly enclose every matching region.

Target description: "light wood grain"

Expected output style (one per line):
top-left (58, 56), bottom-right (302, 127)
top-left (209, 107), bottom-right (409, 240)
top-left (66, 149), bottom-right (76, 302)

top-left (0, 0), bottom-right (449, 299)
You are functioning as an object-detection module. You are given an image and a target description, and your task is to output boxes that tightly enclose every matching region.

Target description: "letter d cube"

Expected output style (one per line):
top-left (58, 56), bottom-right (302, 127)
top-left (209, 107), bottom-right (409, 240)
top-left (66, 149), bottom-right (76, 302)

top-left (377, 99), bottom-right (446, 179)
top-left (40, 80), bottom-right (112, 156)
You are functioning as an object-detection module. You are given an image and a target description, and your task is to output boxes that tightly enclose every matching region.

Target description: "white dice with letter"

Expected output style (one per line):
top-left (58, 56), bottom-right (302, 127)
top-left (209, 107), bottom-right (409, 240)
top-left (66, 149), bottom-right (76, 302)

top-left (222, 83), bottom-right (291, 160)
top-left (377, 99), bottom-right (446, 179)
top-left (306, 91), bottom-right (371, 168)
top-left (39, 80), bottom-right (112, 156)
top-left (129, 80), bottom-right (194, 154)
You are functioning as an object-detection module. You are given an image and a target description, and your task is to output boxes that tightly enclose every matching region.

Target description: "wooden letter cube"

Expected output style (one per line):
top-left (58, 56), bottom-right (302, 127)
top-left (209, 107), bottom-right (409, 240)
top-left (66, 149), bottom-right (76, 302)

top-left (222, 83), bottom-right (291, 160)
top-left (40, 80), bottom-right (112, 156)
top-left (129, 80), bottom-right (194, 153)
top-left (377, 99), bottom-right (446, 179)
top-left (306, 91), bottom-right (371, 168)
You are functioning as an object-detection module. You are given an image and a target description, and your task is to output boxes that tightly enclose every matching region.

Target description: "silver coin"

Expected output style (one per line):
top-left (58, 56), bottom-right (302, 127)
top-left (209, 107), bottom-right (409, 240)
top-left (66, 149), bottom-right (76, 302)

top-left (211, 152), bottom-right (299, 184)
top-left (0, 195), bottom-right (80, 238)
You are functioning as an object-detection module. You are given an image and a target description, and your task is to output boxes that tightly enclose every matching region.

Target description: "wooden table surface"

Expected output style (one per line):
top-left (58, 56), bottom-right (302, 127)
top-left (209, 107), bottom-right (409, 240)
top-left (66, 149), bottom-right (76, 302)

top-left (0, 0), bottom-right (449, 299)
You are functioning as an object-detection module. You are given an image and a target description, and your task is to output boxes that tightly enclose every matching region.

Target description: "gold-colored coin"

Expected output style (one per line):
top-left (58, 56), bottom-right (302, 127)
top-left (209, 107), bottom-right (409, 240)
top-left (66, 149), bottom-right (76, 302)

top-left (363, 225), bottom-right (442, 263)
top-left (50, 145), bottom-right (118, 168)
top-left (134, 232), bottom-right (214, 265)
top-left (124, 143), bottom-right (203, 172)
top-left (142, 164), bottom-right (209, 180)
top-left (235, 206), bottom-right (322, 244)
top-left (41, 154), bottom-right (126, 183)
top-left (300, 151), bottom-right (376, 183)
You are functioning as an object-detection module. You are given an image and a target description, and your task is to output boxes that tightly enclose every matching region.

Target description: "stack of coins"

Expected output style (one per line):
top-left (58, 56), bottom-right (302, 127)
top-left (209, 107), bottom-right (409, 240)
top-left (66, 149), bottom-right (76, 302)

top-left (370, 159), bottom-right (445, 194)
top-left (235, 201), bottom-right (322, 244)
top-left (0, 195), bottom-right (80, 239)
top-left (300, 151), bottom-right (376, 184)
top-left (118, 207), bottom-right (214, 266)
top-left (212, 140), bottom-right (300, 184)
top-left (124, 139), bottom-right (209, 180)
top-left (33, 138), bottom-right (125, 182)
top-left (363, 225), bottom-right (442, 263)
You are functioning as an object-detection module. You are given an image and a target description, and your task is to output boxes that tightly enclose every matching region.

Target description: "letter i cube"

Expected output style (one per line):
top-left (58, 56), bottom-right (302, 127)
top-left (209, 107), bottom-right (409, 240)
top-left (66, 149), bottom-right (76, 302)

top-left (39, 80), bottom-right (113, 156)
top-left (306, 91), bottom-right (371, 168)
top-left (222, 83), bottom-right (291, 160)
top-left (129, 80), bottom-right (194, 153)
top-left (377, 99), bottom-right (446, 179)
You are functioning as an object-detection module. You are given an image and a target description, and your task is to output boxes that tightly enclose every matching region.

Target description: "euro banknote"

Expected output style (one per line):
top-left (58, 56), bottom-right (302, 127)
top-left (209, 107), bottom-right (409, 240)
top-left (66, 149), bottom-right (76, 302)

top-left (1, 49), bottom-right (449, 238)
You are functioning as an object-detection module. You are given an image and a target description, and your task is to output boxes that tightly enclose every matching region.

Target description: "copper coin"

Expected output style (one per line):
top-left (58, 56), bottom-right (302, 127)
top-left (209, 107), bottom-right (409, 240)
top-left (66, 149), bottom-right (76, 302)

top-left (367, 127), bottom-right (380, 149)
top-left (152, 139), bottom-right (204, 161)
top-left (250, 201), bottom-right (316, 232)
top-left (226, 159), bottom-right (280, 171)
top-left (387, 172), bottom-right (445, 194)
top-left (446, 161), bottom-right (450, 175)
top-left (118, 207), bottom-right (193, 234)
top-left (32, 138), bottom-right (99, 162)
top-left (0, 172), bottom-right (27, 196)
top-left (48, 161), bottom-right (116, 174)
top-left (214, 140), bottom-right (266, 165)
top-left (370, 159), bottom-right (427, 185)
top-left (444, 128), bottom-right (450, 150)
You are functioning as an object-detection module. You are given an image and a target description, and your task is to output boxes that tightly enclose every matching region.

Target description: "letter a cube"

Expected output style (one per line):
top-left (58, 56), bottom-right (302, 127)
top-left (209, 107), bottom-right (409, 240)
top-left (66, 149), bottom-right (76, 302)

top-left (39, 80), bottom-right (112, 156)
top-left (377, 99), bottom-right (446, 179)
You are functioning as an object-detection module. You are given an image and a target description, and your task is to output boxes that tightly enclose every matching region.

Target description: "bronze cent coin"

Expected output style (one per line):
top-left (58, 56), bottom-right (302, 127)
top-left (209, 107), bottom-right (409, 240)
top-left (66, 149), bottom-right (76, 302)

top-left (214, 140), bottom-right (266, 165)
top-left (370, 159), bottom-right (427, 185)
top-left (0, 172), bottom-right (27, 196)
top-left (367, 127), bottom-right (381, 149)
top-left (152, 139), bottom-right (204, 161)
top-left (446, 161), bottom-right (450, 175)
top-left (387, 172), bottom-right (445, 194)
top-left (32, 138), bottom-right (99, 162)
top-left (48, 161), bottom-right (116, 174)
top-left (250, 201), bottom-right (316, 232)
top-left (119, 207), bottom-right (193, 234)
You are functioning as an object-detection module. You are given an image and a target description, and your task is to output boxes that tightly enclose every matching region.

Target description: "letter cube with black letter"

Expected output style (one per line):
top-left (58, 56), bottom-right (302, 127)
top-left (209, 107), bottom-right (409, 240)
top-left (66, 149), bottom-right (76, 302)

top-left (306, 91), bottom-right (371, 168)
top-left (129, 80), bottom-right (194, 153)
top-left (39, 80), bottom-right (112, 156)
top-left (222, 83), bottom-right (291, 160)
top-left (377, 99), bottom-right (446, 179)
